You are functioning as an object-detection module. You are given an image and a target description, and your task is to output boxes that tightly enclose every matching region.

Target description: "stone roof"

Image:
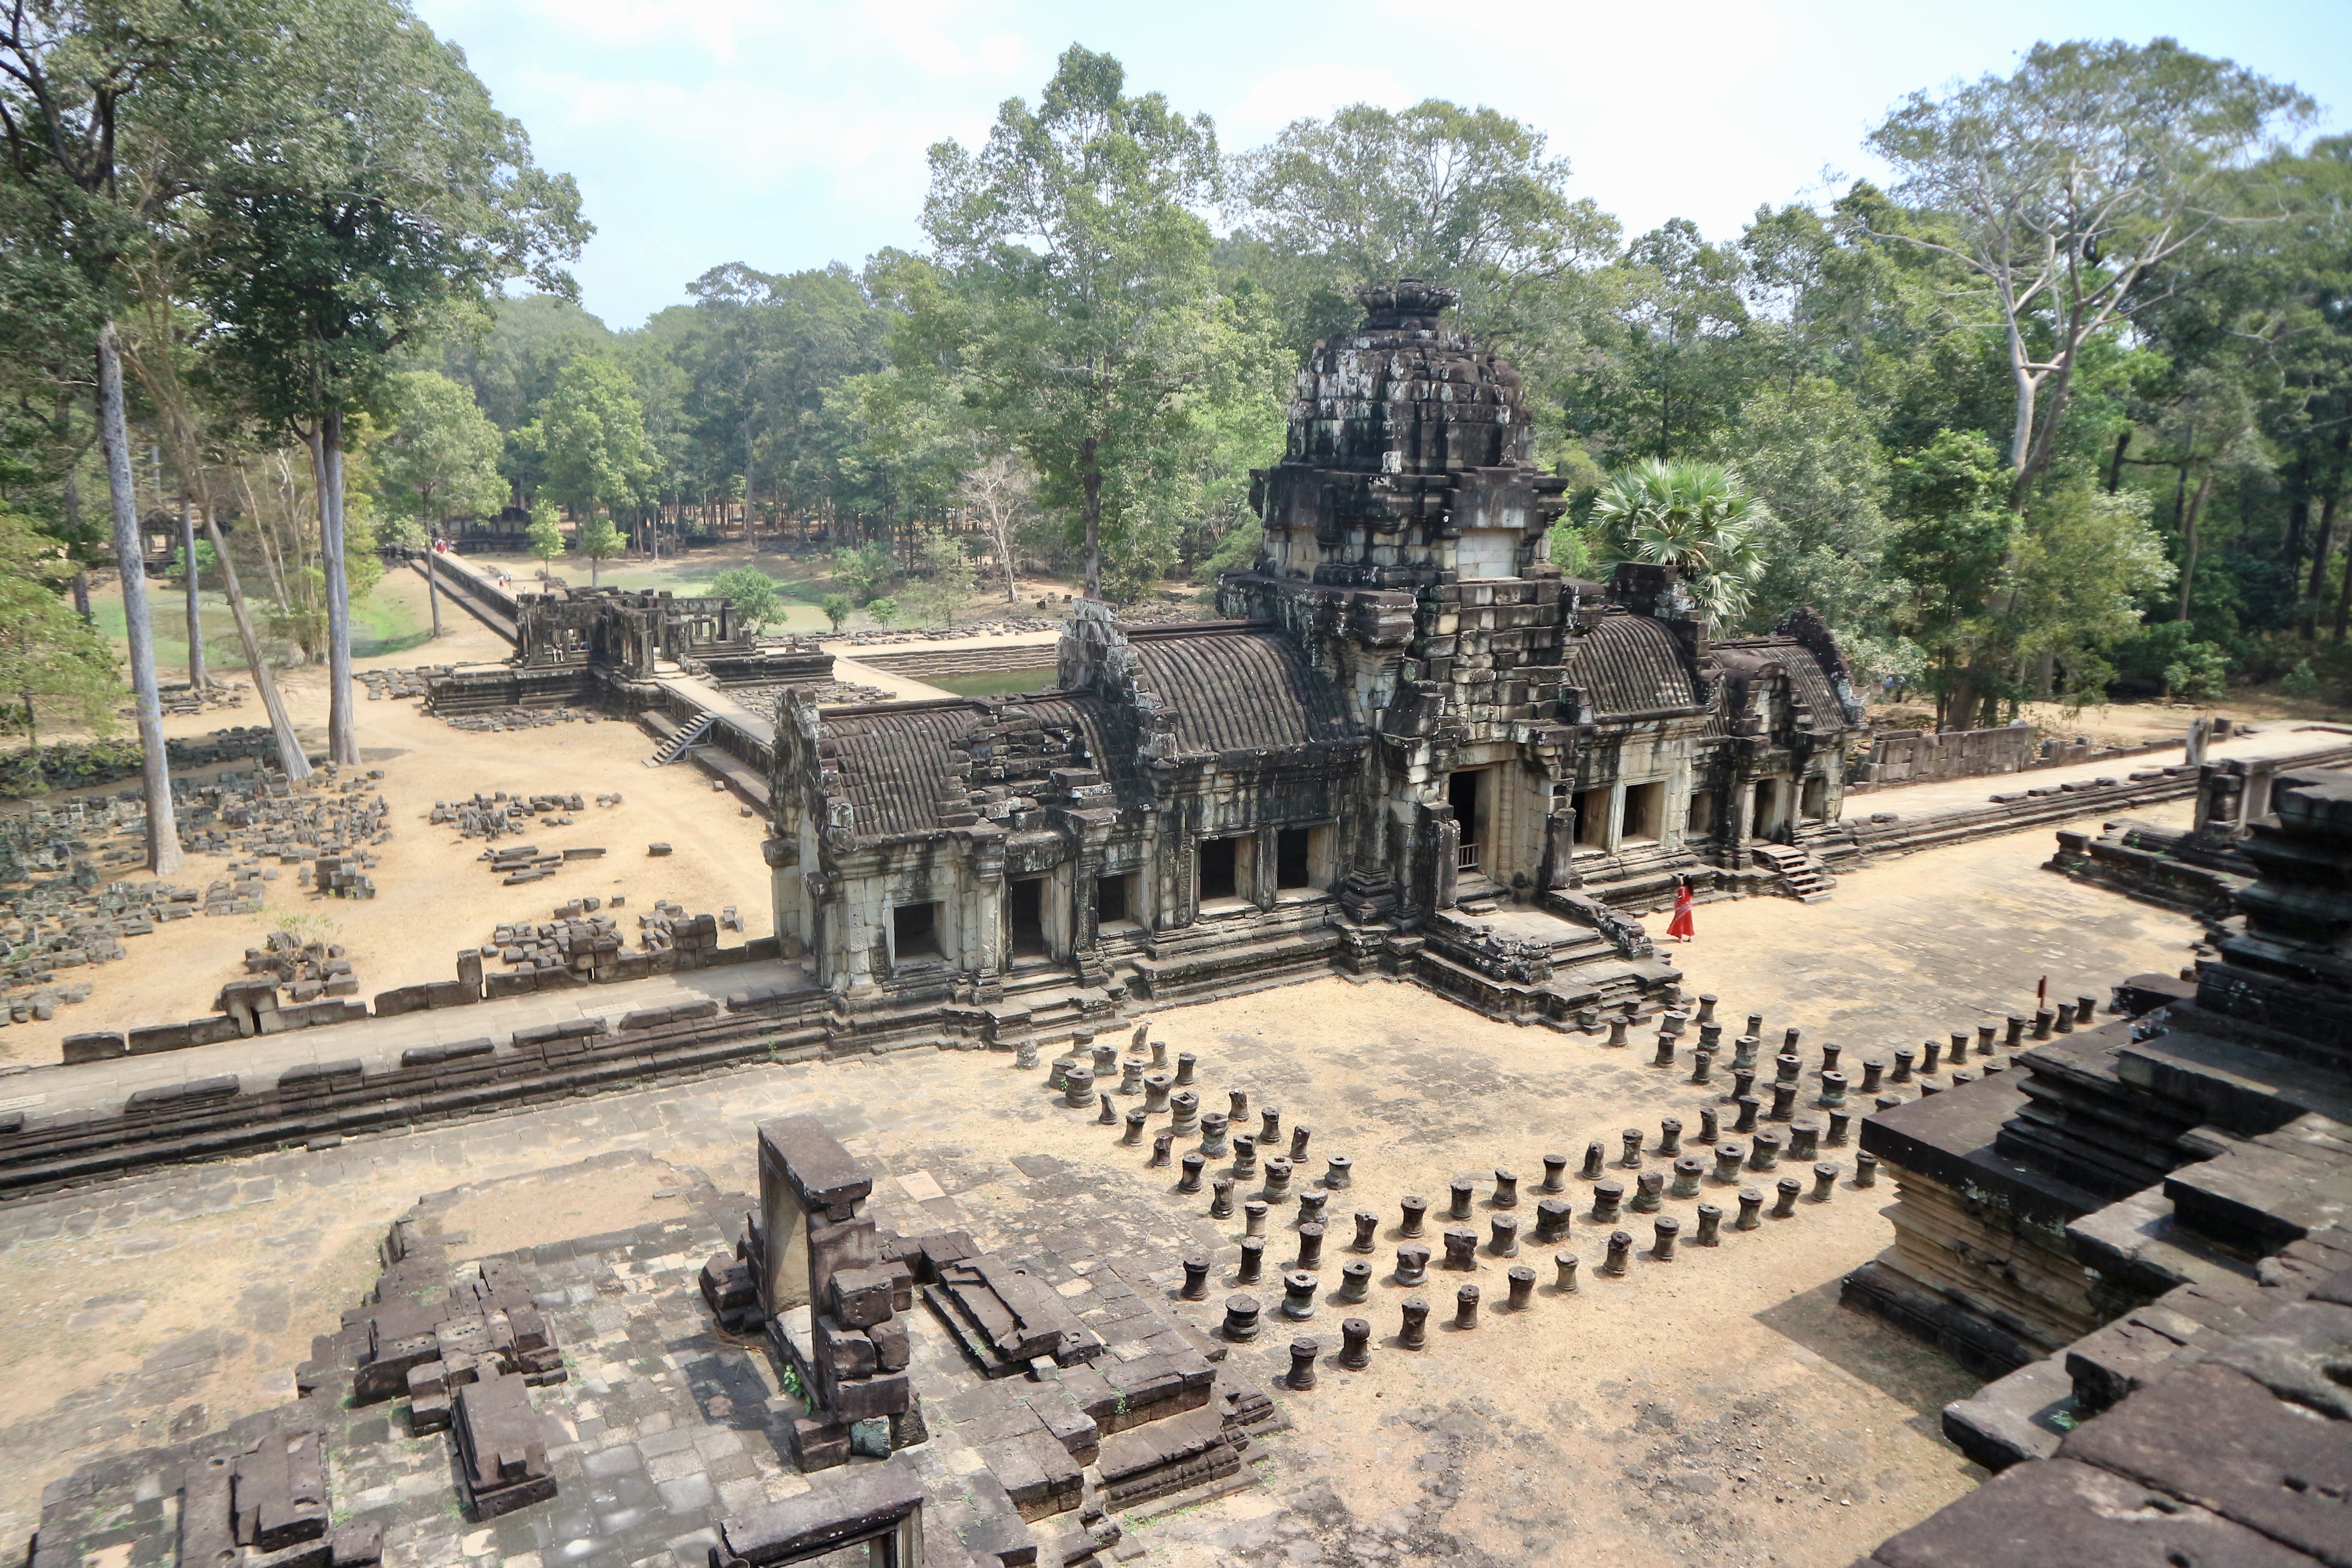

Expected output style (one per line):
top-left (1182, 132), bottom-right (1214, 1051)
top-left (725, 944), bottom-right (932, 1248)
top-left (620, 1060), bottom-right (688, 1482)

top-left (807, 691), bottom-right (1143, 842)
top-left (1122, 628), bottom-right (1360, 755)
top-left (1567, 613), bottom-right (1704, 718)
top-left (1710, 636), bottom-right (1854, 735)
top-left (817, 700), bottom-right (987, 839)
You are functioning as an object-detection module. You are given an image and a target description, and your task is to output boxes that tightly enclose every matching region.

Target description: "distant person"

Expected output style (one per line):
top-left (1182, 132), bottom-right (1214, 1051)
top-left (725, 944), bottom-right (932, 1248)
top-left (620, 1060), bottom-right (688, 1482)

top-left (1666, 875), bottom-right (1695, 942)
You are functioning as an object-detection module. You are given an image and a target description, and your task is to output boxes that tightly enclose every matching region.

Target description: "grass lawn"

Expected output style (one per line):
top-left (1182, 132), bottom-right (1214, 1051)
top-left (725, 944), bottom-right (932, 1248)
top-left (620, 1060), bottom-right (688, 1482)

top-left (925, 667), bottom-right (1060, 698)
top-left (91, 582), bottom-right (432, 678)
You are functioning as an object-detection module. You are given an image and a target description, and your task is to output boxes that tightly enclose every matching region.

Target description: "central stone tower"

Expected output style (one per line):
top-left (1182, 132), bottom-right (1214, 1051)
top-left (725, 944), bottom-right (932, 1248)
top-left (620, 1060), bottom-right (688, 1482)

top-left (1249, 278), bottom-right (1568, 588)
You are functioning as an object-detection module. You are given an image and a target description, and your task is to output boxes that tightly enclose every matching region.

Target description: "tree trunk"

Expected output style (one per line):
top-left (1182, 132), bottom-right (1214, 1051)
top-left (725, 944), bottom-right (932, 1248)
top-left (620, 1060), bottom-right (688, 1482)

top-left (304, 409), bottom-right (358, 766)
top-left (64, 471), bottom-right (91, 624)
top-left (2304, 425), bottom-right (2352, 637)
top-left (201, 500), bottom-right (311, 781)
top-left (179, 492), bottom-right (207, 688)
top-left (425, 542), bottom-right (442, 637)
top-left (1081, 436), bottom-right (1102, 600)
top-left (2106, 430), bottom-right (2131, 494)
top-left (97, 323), bottom-right (182, 873)
top-left (2177, 469), bottom-right (2216, 623)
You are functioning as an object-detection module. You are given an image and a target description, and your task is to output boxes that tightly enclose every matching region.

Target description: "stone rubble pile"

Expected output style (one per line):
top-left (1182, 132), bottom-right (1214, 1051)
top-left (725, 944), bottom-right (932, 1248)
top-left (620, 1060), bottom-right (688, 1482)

top-left (241, 929), bottom-right (360, 1000)
top-left (480, 842), bottom-right (606, 885)
top-left (439, 705), bottom-right (598, 732)
top-left (358, 666), bottom-right (456, 701)
top-left (142, 678), bottom-right (249, 717)
top-left (738, 680), bottom-right (892, 721)
top-left (431, 789), bottom-right (611, 841)
top-left (638, 900), bottom-right (722, 956)
top-left (482, 903), bottom-right (627, 976)
top-left (178, 767), bottom-right (393, 867)
top-left (306, 851), bottom-right (377, 898)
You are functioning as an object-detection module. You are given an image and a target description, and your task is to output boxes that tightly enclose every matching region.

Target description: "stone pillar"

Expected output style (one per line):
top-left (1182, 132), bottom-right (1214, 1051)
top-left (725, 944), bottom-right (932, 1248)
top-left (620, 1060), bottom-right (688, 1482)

top-left (970, 839), bottom-right (1006, 994)
top-left (1538, 805), bottom-right (1579, 893)
top-left (1253, 827), bottom-right (1281, 911)
top-left (1729, 779), bottom-right (1757, 872)
top-left (755, 1114), bottom-right (876, 1320)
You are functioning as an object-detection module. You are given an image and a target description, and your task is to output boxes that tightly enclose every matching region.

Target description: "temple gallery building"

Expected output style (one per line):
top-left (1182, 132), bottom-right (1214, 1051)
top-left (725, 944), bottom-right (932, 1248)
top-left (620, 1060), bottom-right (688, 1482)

top-left (767, 281), bottom-right (1864, 1021)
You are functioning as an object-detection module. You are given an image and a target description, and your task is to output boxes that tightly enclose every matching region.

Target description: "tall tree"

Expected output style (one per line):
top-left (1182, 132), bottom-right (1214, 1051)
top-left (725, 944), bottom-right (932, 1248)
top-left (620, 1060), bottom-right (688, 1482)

top-left (0, 0), bottom-right (301, 866)
top-left (524, 352), bottom-right (655, 533)
top-left (1867, 39), bottom-right (2312, 509)
top-left (921, 45), bottom-right (1223, 600)
top-left (195, 0), bottom-right (586, 764)
top-left (1227, 98), bottom-right (1617, 349)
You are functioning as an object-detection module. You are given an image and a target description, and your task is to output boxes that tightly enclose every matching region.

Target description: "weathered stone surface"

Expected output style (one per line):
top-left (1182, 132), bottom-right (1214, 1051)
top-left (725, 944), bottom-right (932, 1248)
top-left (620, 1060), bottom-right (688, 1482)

top-left (2056, 1362), bottom-right (2352, 1564)
top-left (452, 1368), bottom-right (555, 1518)
top-left (1865, 1457), bottom-right (2312, 1568)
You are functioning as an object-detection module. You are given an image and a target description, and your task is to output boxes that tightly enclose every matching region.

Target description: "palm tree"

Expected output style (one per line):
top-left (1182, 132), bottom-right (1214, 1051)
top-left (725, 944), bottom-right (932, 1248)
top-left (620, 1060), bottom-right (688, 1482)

top-left (1591, 459), bottom-right (1769, 627)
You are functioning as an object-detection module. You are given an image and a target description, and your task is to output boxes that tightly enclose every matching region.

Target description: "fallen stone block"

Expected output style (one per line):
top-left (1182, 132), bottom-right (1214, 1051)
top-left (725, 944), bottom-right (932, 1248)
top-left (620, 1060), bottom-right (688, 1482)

top-left (453, 1369), bottom-right (556, 1519)
top-left (62, 1030), bottom-right (126, 1064)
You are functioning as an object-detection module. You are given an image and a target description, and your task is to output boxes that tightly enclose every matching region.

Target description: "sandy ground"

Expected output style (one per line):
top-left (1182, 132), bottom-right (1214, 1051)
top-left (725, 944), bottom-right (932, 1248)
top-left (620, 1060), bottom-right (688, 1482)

top-left (0, 568), bottom-right (777, 1069)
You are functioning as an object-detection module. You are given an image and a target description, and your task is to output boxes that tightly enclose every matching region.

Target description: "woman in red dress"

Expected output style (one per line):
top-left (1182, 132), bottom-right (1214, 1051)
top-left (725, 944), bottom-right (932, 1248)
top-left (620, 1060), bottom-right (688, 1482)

top-left (1666, 876), bottom-right (1695, 942)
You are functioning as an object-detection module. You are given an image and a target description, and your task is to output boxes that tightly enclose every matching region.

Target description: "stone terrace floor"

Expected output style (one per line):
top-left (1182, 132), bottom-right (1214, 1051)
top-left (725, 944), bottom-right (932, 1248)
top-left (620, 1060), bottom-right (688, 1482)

top-left (0, 802), bottom-right (2215, 1568)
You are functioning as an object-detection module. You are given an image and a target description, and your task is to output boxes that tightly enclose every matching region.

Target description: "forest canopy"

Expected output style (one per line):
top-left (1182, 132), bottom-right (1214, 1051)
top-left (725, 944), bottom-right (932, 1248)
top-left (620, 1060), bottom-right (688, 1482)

top-left (7, 20), bottom-right (2351, 806)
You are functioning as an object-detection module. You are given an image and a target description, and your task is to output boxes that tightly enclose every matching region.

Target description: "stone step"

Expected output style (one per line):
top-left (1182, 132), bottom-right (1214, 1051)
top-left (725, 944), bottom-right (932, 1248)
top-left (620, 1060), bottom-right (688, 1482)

top-left (1939, 1350), bottom-right (2079, 1473)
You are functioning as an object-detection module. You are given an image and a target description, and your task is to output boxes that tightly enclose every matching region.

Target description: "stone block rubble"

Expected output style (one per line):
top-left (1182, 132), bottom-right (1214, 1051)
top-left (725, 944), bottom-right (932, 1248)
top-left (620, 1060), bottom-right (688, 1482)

top-left (356, 666), bottom-right (454, 701)
top-left (143, 678), bottom-right (249, 717)
top-left (439, 705), bottom-right (598, 733)
top-left (0, 764), bottom-right (394, 1019)
top-left (432, 788), bottom-right (614, 842)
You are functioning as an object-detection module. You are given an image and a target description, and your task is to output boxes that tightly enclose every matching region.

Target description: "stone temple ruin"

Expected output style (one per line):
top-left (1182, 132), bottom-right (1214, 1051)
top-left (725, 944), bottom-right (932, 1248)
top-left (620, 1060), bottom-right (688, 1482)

top-left (768, 281), bottom-right (1867, 1032)
top-left (13, 279), bottom-right (2352, 1568)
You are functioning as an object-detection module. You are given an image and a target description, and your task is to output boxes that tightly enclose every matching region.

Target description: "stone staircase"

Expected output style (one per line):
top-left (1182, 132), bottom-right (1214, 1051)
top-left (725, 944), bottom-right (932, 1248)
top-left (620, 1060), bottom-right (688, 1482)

top-left (1753, 842), bottom-right (1835, 902)
top-left (642, 711), bottom-right (714, 766)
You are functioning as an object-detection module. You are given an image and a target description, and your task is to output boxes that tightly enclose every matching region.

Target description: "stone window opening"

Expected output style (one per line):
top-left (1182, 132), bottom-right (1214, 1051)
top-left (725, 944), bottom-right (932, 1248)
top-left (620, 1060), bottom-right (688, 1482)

top-left (1096, 872), bottom-right (1140, 929)
top-left (1801, 774), bottom-right (1829, 822)
top-left (1687, 789), bottom-right (1716, 836)
top-left (1006, 877), bottom-right (1050, 959)
top-left (1275, 825), bottom-right (1334, 895)
top-left (1573, 786), bottom-right (1611, 853)
top-left (1448, 768), bottom-right (1490, 873)
top-left (1197, 836), bottom-right (1253, 910)
top-left (889, 902), bottom-right (942, 967)
top-left (1622, 781), bottom-right (1666, 846)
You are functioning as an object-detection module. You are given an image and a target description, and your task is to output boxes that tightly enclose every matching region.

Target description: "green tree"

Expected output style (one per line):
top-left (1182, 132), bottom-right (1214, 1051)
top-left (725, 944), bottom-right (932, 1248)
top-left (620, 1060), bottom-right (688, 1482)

top-left (911, 529), bottom-right (976, 626)
top-left (710, 565), bottom-right (781, 633)
top-left (866, 595), bottom-right (900, 627)
top-left (1724, 377), bottom-right (1906, 670)
top-left (830, 541), bottom-right (895, 604)
top-left (1227, 99), bottom-right (1618, 348)
top-left (1591, 459), bottom-right (1769, 625)
top-left (524, 352), bottom-right (656, 530)
top-left (819, 593), bottom-right (852, 632)
top-left (921, 45), bottom-right (1223, 600)
top-left (1867, 39), bottom-right (2311, 509)
top-left (378, 369), bottom-right (506, 532)
top-left (525, 497), bottom-right (566, 588)
top-left (192, 0), bottom-right (588, 764)
top-left (1887, 429), bottom-right (2016, 727)
top-left (573, 514), bottom-right (625, 587)
top-left (0, 508), bottom-right (121, 765)
top-left (1573, 220), bottom-right (1754, 462)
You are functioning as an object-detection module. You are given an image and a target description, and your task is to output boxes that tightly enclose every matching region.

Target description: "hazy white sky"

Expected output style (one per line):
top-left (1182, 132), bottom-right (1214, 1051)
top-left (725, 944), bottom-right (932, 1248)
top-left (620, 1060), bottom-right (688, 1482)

top-left (407, 0), bottom-right (2352, 329)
